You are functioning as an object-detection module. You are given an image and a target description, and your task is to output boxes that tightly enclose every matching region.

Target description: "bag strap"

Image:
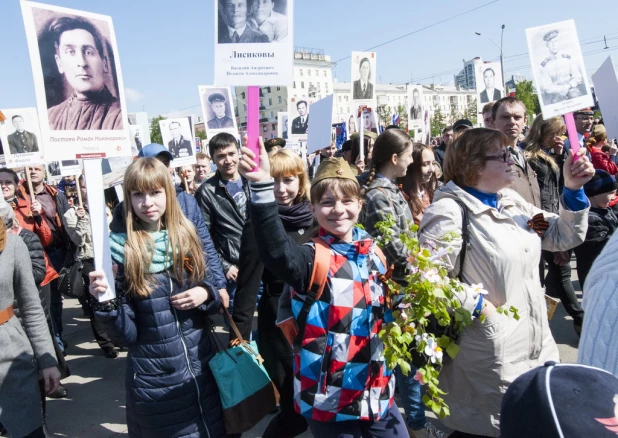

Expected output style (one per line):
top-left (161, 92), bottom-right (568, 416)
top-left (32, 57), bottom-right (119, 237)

top-left (293, 237), bottom-right (330, 347)
top-left (452, 199), bottom-right (469, 282)
top-left (222, 306), bottom-right (246, 345)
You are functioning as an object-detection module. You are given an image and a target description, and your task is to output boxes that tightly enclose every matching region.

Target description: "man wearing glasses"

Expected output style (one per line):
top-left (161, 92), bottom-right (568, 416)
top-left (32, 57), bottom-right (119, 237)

top-left (564, 108), bottom-right (594, 154)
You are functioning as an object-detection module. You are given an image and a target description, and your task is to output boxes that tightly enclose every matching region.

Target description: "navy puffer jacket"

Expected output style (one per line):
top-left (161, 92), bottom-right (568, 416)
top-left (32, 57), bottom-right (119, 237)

top-left (96, 266), bottom-right (229, 438)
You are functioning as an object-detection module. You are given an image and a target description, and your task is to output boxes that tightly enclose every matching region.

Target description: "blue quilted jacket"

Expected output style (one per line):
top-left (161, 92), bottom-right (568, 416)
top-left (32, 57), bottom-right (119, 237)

top-left (96, 263), bottom-right (230, 438)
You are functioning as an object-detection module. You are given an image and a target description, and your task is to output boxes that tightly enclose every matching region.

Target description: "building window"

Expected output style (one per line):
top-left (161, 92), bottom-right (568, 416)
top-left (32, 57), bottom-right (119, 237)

top-left (308, 70), bottom-right (311, 76)
top-left (325, 85), bottom-right (329, 94)
top-left (338, 96), bottom-right (342, 102)
top-left (317, 82), bottom-right (321, 89)
top-left (345, 95), bottom-right (349, 102)
top-left (324, 70), bottom-right (327, 77)
top-left (339, 107), bottom-right (343, 113)
top-left (272, 123), bottom-right (276, 131)
top-left (277, 86), bottom-right (281, 91)
top-left (263, 125), bottom-right (268, 132)
top-left (301, 82), bottom-right (305, 89)
top-left (269, 98), bottom-right (272, 105)
top-left (241, 92), bottom-right (246, 99)
top-left (243, 104), bottom-right (247, 110)
top-left (299, 69), bottom-right (303, 76)
top-left (270, 111), bottom-right (274, 118)
top-left (315, 69), bottom-right (319, 76)
top-left (278, 96), bottom-right (282, 104)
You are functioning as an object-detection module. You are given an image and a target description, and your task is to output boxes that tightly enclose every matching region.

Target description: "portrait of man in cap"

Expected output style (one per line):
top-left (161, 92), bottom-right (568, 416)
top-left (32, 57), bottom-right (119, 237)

top-left (207, 92), bottom-right (234, 129)
top-left (218, 0), bottom-right (270, 44)
top-left (39, 14), bottom-right (124, 130)
top-left (538, 28), bottom-right (586, 105)
top-left (7, 114), bottom-right (39, 154)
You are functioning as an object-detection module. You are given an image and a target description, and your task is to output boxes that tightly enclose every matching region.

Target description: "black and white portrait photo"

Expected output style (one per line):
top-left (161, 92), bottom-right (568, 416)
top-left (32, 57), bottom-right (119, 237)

top-left (351, 51), bottom-right (376, 101)
top-left (159, 118), bottom-right (196, 166)
top-left (217, 0), bottom-right (289, 44)
top-left (277, 112), bottom-right (289, 139)
top-left (408, 86), bottom-right (423, 121)
top-left (475, 63), bottom-right (504, 104)
top-left (526, 19), bottom-right (593, 118)
top-left (0, 107), bottom-right (45, 167)
top-left (129, 125), bottom-right (143, 155)
top-left (21, 2), bottom-right (132, 160)
top-left (47, 161), bottom-right (61, 177)
top-left (290, 99), bottom-right (310, 136)
top-left (199, 86), bottom-right (238, 138)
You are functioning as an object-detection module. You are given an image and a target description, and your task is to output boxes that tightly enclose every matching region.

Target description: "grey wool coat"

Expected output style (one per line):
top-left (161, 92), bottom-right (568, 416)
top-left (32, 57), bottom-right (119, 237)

top-left (0, 234), bottom-right (58, 437)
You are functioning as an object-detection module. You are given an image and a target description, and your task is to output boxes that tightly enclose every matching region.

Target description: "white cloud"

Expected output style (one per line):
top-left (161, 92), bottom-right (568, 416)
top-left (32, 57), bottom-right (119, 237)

top-left (124, 87), bottom-right (145, 103)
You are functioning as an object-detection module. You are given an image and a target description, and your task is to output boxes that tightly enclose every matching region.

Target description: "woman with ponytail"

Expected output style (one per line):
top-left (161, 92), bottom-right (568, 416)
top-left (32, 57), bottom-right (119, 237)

top-left (402, 143), bottom-right (441, 225)
top-left (89, 158), bottom-right (231, 437)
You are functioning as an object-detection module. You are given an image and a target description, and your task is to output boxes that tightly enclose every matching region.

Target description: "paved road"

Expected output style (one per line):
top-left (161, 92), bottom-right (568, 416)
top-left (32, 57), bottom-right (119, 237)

top-left (32, 265), bottom-right (581, 437)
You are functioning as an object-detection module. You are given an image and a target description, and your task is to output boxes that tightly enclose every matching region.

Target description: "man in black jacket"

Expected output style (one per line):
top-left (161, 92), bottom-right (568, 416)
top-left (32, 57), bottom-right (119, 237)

top-left (195, 133), bottom-right (263, 339)
top-left (433, 125), bottom-right (453, 171)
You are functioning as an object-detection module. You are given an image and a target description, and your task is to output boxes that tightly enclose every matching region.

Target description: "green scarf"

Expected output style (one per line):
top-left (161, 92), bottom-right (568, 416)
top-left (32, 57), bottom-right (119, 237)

top-left (110, 231), bottom-right (174, 273)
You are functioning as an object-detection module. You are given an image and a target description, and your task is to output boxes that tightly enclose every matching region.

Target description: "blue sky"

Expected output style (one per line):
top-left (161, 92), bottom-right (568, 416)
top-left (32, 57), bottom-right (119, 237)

top-left (1, 0), bottom-right (617, 117)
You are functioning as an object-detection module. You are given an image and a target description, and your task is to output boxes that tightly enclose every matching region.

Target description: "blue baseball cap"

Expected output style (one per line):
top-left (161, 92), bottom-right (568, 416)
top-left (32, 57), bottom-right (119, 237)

top-left (138, 144), bottom-right (173, 161)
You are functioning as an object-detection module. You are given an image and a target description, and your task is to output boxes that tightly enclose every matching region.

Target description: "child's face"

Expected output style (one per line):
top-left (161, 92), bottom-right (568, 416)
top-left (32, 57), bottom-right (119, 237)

top-left (590, 190), bottom-right (616, 208)
top-left (311, 187), bottom-right (361, 242)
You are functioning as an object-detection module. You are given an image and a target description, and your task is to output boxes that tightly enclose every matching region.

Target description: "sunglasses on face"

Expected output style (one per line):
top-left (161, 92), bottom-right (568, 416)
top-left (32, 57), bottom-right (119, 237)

top-left (484, 150), bottom-right (510, 163)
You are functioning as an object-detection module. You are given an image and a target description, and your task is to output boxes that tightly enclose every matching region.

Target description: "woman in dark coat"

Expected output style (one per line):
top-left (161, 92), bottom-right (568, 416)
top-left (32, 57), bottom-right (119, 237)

top-left (524, 115), bottom-right (585, 336)
top-left (89, 158), bottom-right (230, 437)
top-left (258, 150), bottom-right (314, 438)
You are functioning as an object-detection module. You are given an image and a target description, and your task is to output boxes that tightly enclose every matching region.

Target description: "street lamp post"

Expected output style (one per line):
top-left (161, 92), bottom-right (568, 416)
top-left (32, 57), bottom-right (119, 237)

top-left (475, 25), bottom-right (506, 92)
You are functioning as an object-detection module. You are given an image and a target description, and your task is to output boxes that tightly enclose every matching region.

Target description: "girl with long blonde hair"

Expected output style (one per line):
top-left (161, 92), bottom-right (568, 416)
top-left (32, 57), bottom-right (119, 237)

top-left (89, 158), bottom-right (230, 437)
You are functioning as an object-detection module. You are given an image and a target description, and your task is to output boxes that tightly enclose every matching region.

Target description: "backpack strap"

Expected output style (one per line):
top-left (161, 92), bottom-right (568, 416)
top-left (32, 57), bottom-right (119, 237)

top-left (291, 237), bottom-right (331, 347)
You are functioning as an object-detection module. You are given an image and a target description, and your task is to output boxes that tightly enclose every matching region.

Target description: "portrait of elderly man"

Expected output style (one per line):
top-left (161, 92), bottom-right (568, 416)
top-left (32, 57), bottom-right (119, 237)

top-left (207, 92), bottom-right (234, 129)
top-left (218, 0), bottom-right (269, 44)
top-left (352, 57), bottom-right (374, 100)
top-left (539, 28), bottom-right (586, 105)
top-left (167, 121), bottom-right (193, 159)
top-left (248, 0), bottom-right (288, 42)
top-left (7, 115), bottom-right (39, 154)
top-left (46, 16), bottom-right (123, 130)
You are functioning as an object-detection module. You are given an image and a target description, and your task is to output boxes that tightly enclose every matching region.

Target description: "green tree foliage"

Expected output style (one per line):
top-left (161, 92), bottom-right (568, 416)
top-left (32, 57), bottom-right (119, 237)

top-left (377, 104), bottom-right (392, 127)
top-left (195, 130), bottom-right (207, 141)
top-left (515, 80), bottom-right (541, 117)
top-left (430, 108), bottom-right (446, 137)
top-left (464, 99), bottom-right (478, 125)
top-left (149, 115), bottom-right (166, 145)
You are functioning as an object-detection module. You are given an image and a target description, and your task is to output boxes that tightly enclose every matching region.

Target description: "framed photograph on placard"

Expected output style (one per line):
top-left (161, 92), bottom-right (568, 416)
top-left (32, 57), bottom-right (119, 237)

top-left (46, 160), bottom-right (62, 179)
top-left (346, 113), bottom-right (357, 139)
top-left (475, 63), bottom-right (504, 105)
top-left (355, 104), bottom-right (379, 134)
top-left (199, 86), bottom-right (238, 139)
top-left (526, 19), bottom-right (593, 117)
top-left (60, 159), bottom-right (82, 177)
top-left (0, 107), bottom-right (45, 168)
top-left (214, 0), bottom-right (294, 86)
top-left (128, 112), bottom-right (151, 146)
top-left (277, 112), bottom-right (289, 139)
top-left (407, 85), bottom-right (424, 123)
top-left (20, 1), bottom-right (132, 160)
top-left (351, 51), bottom-right (377, 102)
top-left (159, 117), bottom-right (196, 166)
top-left (288, 97), bottom-right (314, 140)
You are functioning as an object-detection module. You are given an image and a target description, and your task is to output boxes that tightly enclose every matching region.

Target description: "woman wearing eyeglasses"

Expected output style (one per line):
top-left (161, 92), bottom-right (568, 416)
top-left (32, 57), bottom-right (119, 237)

top-left (418, 128), bottom-right (594, 437)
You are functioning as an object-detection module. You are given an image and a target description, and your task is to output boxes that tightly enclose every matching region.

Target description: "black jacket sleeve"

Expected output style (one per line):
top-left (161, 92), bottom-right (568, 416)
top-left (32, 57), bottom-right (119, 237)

top-left (20, 229), bottom-right (47, 287)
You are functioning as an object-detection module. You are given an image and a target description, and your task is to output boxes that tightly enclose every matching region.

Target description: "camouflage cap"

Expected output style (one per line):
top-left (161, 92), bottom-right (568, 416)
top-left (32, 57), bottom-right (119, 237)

top-left (311, 157), bottom-right (359, 187)
top-left (264, 137), bottom-right (286, 153)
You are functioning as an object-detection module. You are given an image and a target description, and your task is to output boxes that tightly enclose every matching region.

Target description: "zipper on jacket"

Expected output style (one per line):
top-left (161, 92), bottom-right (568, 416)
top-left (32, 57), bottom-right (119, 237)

top-left (169, 276), bottom-right (211, 438)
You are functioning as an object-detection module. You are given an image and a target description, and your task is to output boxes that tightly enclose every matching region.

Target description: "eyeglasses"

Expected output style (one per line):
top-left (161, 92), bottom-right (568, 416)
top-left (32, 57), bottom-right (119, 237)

top-left (484, 150), bottom-right (510, 163)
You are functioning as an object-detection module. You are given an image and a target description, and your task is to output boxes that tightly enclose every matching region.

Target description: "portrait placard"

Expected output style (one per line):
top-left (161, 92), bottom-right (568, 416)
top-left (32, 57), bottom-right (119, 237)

top-left (287, 97), bottom-right (314, 140)
top-left (277, 112), bottom-right (289, 139)
top-left (592, 56), bottom-right (618, 144)
top-left (346, 113), bottom-right (358, 139)
top-left (60, 159), bottom-right (82, 176)
top-left (46, 160), bottom-right (62, 179)
top-left (526, 19), bottom-right (593, 118)
top-left (0, 107), bottom-right (45, 168)
top-left (199, 86), bottom-right (239, 139)
top-left (475, 63), bottom-right (504, 108)
top-left (128, 112), bottom-right (151, 147)
top-left (306, 94), bottom-right (334, 154)
top-left (407, 85), bottom-right (424, 126)
top-left (159, 117), bottom-right (196, 166)
top-left (214, 0), bottom-right (294, 86)
top-left (21, 1), bottom-right (131, 159)
top-left (129, 125), bottom-right (143, 155)
top-left (355, 104), bottom-right (379, 134)
top-left (102, 156), bottom-right (133, 188)
top-left (351, 51), bottom-right (377, 103)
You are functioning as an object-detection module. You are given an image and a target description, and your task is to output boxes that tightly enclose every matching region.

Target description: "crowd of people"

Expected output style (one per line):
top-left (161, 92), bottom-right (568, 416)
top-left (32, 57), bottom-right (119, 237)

top-left (2, 96), bottom-right (618, 438)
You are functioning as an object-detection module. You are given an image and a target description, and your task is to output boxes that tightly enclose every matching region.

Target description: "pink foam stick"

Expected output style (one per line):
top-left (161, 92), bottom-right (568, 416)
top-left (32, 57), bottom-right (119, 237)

top-left (564, 112), bottom-right (581, 162)
top-left (246, 86), bottom-right (260, 171)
